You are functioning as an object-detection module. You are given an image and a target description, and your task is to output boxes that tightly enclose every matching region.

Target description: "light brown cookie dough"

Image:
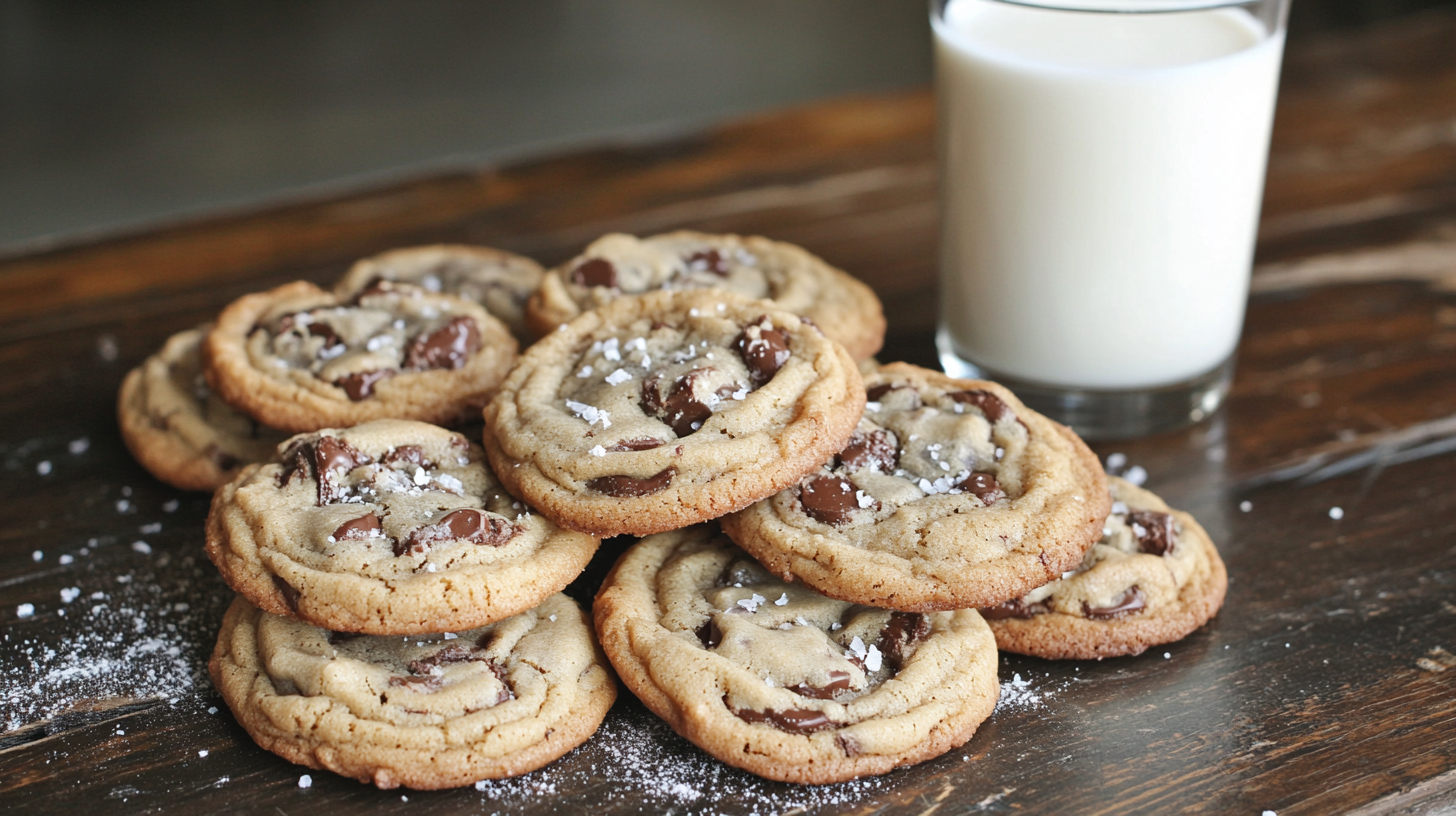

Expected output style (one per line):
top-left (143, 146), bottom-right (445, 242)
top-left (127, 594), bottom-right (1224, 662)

top-left (203, 280), bottom-right (516, 433)
top-left (483, 290), bottom-right (865, 538)
top-left (526, 231), bottom-right (885, 360)
top-left (722, 362), bottom-right (1110, 612)
top-left (206, 419), bottom-right (599, 635)
top-left (334, 244), bottom-right (544, 342)
top-left (980, 476), bottom-right (1228, 659)
top-left (118, 326), bottom-right (290, 491)
top-left (210, 593), bottom-right (616, 790)
top-left (594, 525), bottom-right (999, 785)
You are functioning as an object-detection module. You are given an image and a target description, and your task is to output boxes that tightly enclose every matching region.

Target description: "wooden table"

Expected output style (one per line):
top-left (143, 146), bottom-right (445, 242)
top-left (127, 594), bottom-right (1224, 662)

top-left (3, 10), bottom-right (1455, 814)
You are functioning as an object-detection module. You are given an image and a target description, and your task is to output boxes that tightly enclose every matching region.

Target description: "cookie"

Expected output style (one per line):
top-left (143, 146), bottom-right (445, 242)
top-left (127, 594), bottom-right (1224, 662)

top-left (334, 244), bottom-right (544, 342)
top-left (203, 280), bottom-right (517, 433)
top-left (206, 419), bottom-right (599, 634)
top-left (483, 290), bottom-right (865, 538)
top-left (526, 231), bottom-right (885, 360)
top-left (722, 362), bottom-right (1109, 611)
top-left (594, 524), bottom-right (999, 785)
top-left (118, 325), bottom-right (290, 491)
top-left (980, 476), bottom-right (1228, 659)
top-left (210, 593), bottom-right (616, 789)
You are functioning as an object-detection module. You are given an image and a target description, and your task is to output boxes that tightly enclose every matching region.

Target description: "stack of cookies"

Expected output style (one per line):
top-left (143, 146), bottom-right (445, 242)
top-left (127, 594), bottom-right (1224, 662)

top-left (117, 232), bottom-right (1226, 790)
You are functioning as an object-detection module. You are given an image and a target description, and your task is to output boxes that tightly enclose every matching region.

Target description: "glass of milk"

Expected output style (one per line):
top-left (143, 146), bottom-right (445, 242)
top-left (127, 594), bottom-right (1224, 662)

top-left (932, 0), bottom-right (1289, 438)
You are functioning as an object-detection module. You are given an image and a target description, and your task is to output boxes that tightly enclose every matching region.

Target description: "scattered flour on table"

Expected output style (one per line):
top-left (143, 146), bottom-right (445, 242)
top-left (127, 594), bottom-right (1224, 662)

top-left (995, 672), bottom-right (1058, 715)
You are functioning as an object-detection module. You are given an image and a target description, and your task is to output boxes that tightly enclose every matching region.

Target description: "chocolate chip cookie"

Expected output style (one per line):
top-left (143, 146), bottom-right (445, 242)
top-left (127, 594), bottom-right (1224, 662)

top-left (206, 420), bottom-right (599, 635)
top-left (483, 290), bottom-right (865, 538)
top-left (722, 362), bottom-right (1110, 611)
top-left (203, 280), bottom-right (516, 433)
top-left (525, 231), bottom-right (885, 360)
top-left (594, 524), bottom-right (999, 784)
top-left (118, 325), bottom-right (290, 491)
top-left (980, 476), bottom-right (1227, 659)
top-left (334, 244), bottom-right (544, 342)
top-left (211, 593), bottom-right (616, 789)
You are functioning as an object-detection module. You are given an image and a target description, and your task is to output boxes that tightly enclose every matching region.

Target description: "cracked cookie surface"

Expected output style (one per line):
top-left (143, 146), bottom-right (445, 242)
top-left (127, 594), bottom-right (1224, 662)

top-left (118, 325), bottom-right (289, 491)
top-left (526, 231), bottom-right (885, 360)
top-left (334, 244), bottom-right (544, 342)
top-left (206, 419), bottom-right (599, 634)
top-left (483, 290), bottom-right (865, 538)
top-left (722, 362), bottom-right (1110, 611)
top-left (211, 593), bottom-right (615, 789)
top-left (980, 476), bottom-right (1228, 659)
top-left (593, 524), bottom-right (999, 784)
top-left (203, 280), bottom-right (516, 433)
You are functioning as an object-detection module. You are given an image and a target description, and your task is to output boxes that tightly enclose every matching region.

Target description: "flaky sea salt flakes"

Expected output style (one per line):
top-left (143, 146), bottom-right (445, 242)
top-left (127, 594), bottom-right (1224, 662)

top-left (774, 593), bottom-right (789, 606)
top-left (162, 499), bottom-right (179, 513)
top-left (848, 636), bottom-right (867, 659)
top-left (16, 604), bottom-right (34, 618)
top-left (1240, 501), bottom-right (1253, 512)
top-left (736, 594), bottom-right (767, 613)
top-left (36, 460), bottom-right (52, 475)
top-left (198, 750), bottom-right (209, 758)
top-left (31, 551), bottom-right (41, 562)
top-left (864, 644), bottom-right (883, 672)
top-left (116, 499), bottom-right (131, 513)
top-left (69, 437), bottom-right (90, 455)
top-left (131, 541), bottom-right (152, 555)
top-left (605, 368), bottom-right (632, 386)
top-left (59, 587), bottom-right (80, 603)
top-left (1123, 465), bottom-right (1148, 486)
top-left (140, 522), bottom-right (162, 534)
top-left (565, 400), bottom-right (611, 429)
top-left (1106, 452), bottom-right (1127, 471)
top-left (59, 555), bottom-right (74, 565)
top-left (1329, 506), bottom-right (1344, 520)
top-left (864, 401), bottom-right (882, 412)
top-left (298, 774), bottom-right (312, 788)
top-left (443, 632), bottom-right (458, 640)
top-left (855, 490), bottom-right (875, 509)
top-left (576, 365), bottom-right (593, 378)
top-left (589, 445), bottom-right (606, 457)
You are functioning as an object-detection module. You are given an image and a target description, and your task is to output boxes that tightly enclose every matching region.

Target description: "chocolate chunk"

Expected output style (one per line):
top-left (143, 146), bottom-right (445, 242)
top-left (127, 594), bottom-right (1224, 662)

top-left (571, 258), bottom-right (617, 288)
top-left (272, 575), bottom-right (300, 613)
top-left (311, 436), bottom-right (369, 505)
top-left (351, 276), bottom-right (393, 302)
top-left (735, 319), bottom-right (791, 387)
top-left (958, 472), bottom-right (1005, 506)
top-left (640, 374), bottom-right (664, 417)
top-left (307, 322), bottom-right (343, 352)
top-left (866, 383), bottom-right (900, 402)
top-left (381, 445), bottom-right (430, 469)
top-left (397, 508), bottom-right (515, 556)
top-left (388, 674), bottom-right (442, 693)
top-left (837, 733), bottom-right (862, 756)
top-left (663, 369), bottom-right (714, 436)
top-left (728, 697), bottom-right (835, 734)
top-left (1083, 586), bottom-right (1146, 620)
top-left (1127, 511), bottom-right (1176, 556)
top-left (335, 369), bottom-right (395, 401)
top-left (206, 444), bottom-right (240, 472)
top-left (790, 670), bottom-right (854, 700)
top-left (332, 512), bottom-right (382, 542)
top-left (800, 475), bottom-right (858, 526)
top-left (405, 316), bottom-right (480, 371)
top-left (277, 442), bottom-right (314, 488)
top-left (608, 437), bottom-right (665, 452)
top-left (695, 618), bottom-right (722, 649)
top-left (408, 643), bottom-right (477, 675)
top-left (949, 389), bottom-right (1013, 423)
top-left (979, 597), bottom-right (1048, 620)
top-left (685, 249), bottom-right (729, 275)
top-left (588, 467), bottom-right (676, 497)
top-left (837, 429), bottom-right (897, 472)
top-left (877, 612), bottom-right (931, 671)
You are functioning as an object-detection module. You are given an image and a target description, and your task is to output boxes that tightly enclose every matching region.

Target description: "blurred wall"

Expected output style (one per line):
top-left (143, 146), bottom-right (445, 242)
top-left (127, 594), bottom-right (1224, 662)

top-left (1, 0), bottom-right (1450, 250)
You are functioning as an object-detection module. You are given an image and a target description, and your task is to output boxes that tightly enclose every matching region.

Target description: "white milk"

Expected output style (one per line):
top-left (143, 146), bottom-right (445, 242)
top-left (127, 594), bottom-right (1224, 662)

top-left (935, 0), bottom-right (1284, 390)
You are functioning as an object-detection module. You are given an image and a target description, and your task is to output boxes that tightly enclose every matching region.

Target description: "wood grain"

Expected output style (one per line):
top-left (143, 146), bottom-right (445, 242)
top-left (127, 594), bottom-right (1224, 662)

top-left (2, 8), bottom-right (1456, 815)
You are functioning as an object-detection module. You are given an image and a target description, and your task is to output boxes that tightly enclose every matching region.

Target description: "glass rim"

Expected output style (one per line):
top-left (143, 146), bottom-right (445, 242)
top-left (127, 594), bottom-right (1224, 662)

top-left (932, 0), bottom-right (1272, 15)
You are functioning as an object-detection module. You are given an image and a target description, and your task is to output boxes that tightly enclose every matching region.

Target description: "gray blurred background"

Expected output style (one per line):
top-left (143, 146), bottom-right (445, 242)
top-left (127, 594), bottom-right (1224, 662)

top-left (1, 0), bottom-right (1450, 251)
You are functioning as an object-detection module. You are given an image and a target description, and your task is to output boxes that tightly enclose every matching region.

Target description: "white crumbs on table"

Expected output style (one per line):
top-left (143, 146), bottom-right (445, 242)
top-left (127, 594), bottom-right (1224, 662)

top-left (198, 750), bottom-right (208, 758)
top-left (59, 587), bottom-right (80, 603)
top-left (69, 437), bottom-right (90, 454)
top-left (1329, 506), bottom-right (1344, 520)
top-left (1240, 501), bottom-right (1253, 512)
top-left (131, 541), bottom-right (152, 554)
top-left (298, 774), bottom-right (312, 789)
top-left (16, 603), bottom-right (34, 618)
top-left (36, 460), bottom-right (52, 475)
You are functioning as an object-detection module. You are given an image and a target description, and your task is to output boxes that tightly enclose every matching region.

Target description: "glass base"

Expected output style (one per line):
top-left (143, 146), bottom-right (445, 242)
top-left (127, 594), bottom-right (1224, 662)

top-left (936, 329), bottom-right (1233, 440)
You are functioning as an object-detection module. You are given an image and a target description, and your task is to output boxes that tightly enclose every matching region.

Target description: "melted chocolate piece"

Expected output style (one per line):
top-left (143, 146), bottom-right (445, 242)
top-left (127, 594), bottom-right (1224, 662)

top-left (381, 445), bottom-right (429, 468)
top-left (837, 733), bottom-right (862, 756)
top-left (1084, 586), bottom-right (1146, 620)
top-left (405, 316), bottom-right (480, 371)
top-left (1127, 511), bottom-right (1176, 556)
top-left (790, 670), bottom-right (854, 700)
top-left (312, 436), bottom-right (370, 506)
top-left (588, 467), bottom-right (676, 497)
top-left (307, 322), bottom-right (343, 351)
top-left (837, 429), bottom-right (898, 472)
top-left (396, 509), bottom-right (515, 556)
top-left (728, 697), bottom-right (835, 734)
top-left (662, 368), bottom-right (714, 436)
top-left (388, 674), bottom-right (442, 692)
top-left (735, 320), bottom-right (791, 387)
top-left (571, 258), bottom-right (617, 288)
top-left (206, 444), bottom-right (240, 472)
top-left (979, 598), bottom-right (1048, 620)
top-left (640, 374), bottom-right (664, 417)
top-left (865, 383), bottom-right (901, 402)
top-left (608, 437), bottom-right (665, 452)
top-left (949, 389), bottom-right (1013, 423)
top-left (407, 643), bottom-right (477, 675)
top-left (685, 249), bottom-right (729, 275)
top-left (336, 369), bottom-right (395, 401)
top-left (958, 472), bottom-right (1005, 506)
top-left (272, 575), bottom-right (301, 613)
top-left (332, 512), bottom-right (382, 542)
top-left (277, 441), bottom-right (314, 488)
top-left (800, 475), bottom-right (858, 526)
top-left (695, 618), bottom-right (722, 649)
top-left (877, 612), bottom-right (931, 671)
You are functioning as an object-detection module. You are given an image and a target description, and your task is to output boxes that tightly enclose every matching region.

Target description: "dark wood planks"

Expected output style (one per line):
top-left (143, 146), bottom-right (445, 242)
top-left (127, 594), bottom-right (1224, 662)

top-left (2, 8), bottom-right (1456, 815)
